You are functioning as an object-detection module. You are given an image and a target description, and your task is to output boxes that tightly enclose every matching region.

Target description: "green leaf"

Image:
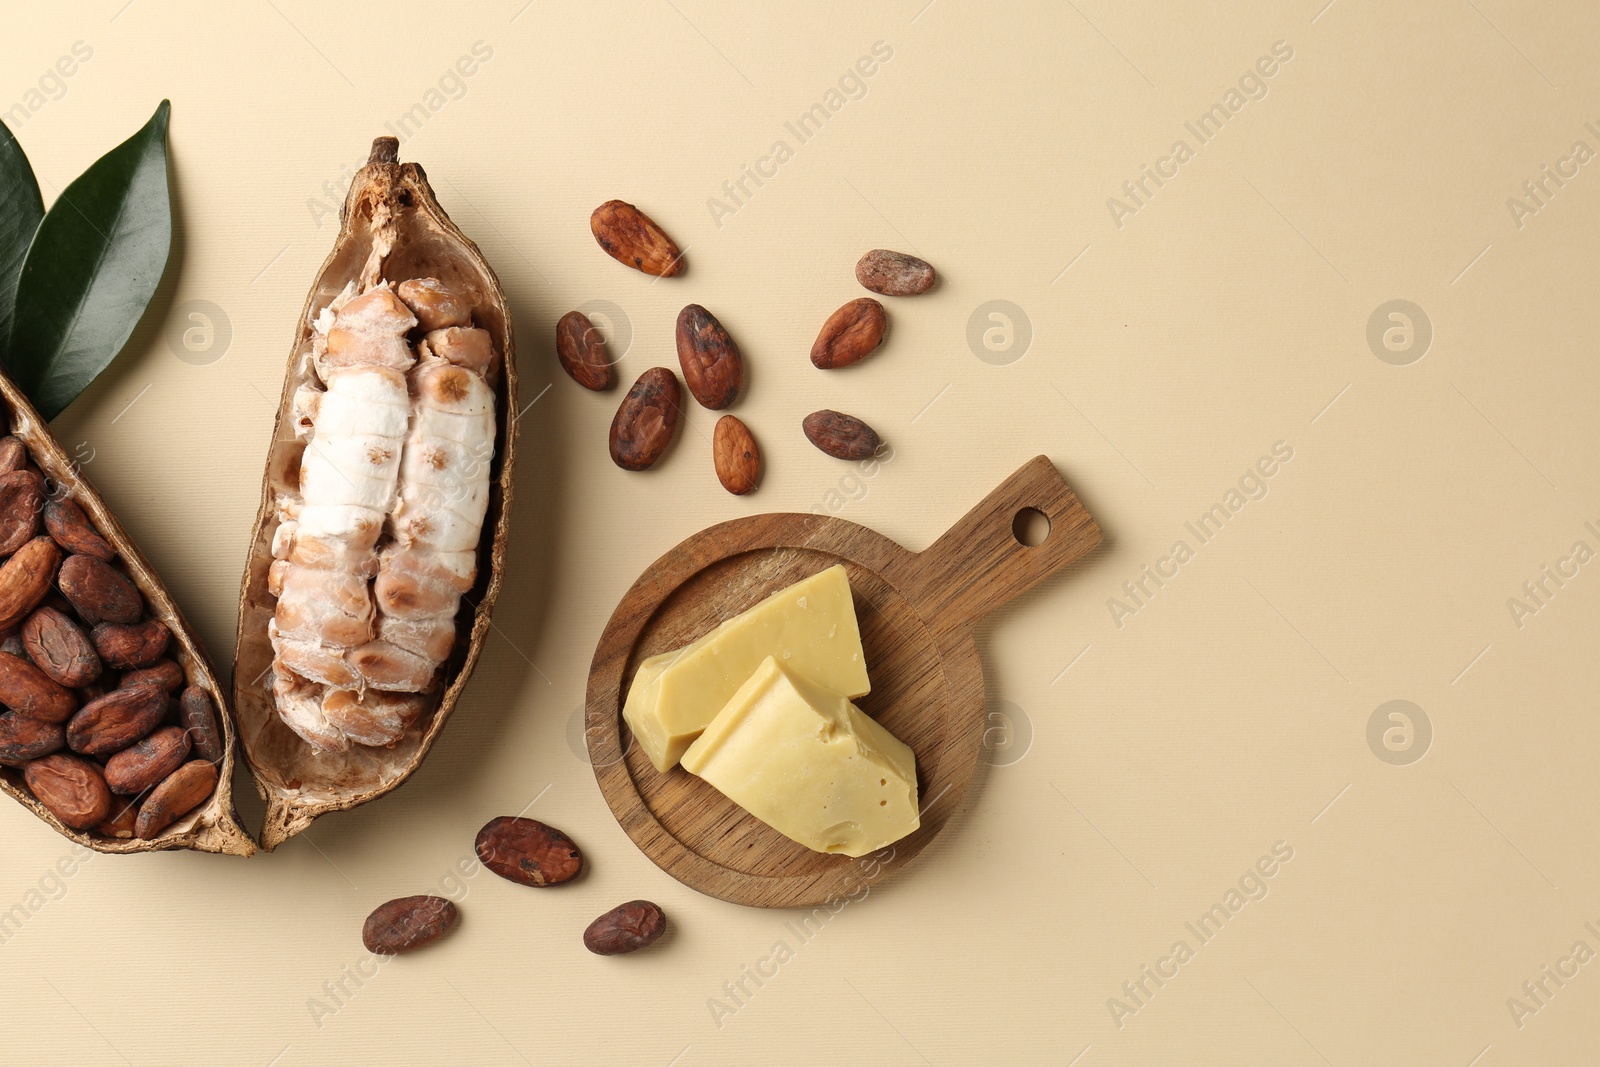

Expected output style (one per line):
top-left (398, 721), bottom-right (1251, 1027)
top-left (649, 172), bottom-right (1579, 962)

top-left (0, 118), bottom-right (45, 362)
top-left (5, 100), bottom-right (172, 420)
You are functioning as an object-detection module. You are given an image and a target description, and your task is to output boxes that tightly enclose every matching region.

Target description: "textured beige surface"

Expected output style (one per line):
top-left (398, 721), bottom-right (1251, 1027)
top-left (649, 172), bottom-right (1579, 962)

top-left (2, 2), bottom-right (1597, 1064)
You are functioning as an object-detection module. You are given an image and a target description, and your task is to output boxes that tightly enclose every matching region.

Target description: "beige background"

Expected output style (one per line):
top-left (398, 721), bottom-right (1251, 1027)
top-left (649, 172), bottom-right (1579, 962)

top-left (2, 1), bottom-right (1596, 1063)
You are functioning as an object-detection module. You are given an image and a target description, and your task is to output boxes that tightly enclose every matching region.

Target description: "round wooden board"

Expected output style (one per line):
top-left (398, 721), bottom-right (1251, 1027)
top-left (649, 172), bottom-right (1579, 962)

top-left (586, 456), bottom-right (1101, 908)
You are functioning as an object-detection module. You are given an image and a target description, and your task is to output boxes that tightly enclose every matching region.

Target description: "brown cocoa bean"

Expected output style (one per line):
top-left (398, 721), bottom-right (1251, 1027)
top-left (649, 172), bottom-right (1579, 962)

top-left (96, 793), bottom-right (141, 839)
top-left (0, 650), bottom-right (76, 723)
top-left (0, 633), bottom-right (21, 658)
top-left (58, 555), bottom-right (142, 626)
top-left (362, 896), bottom-right (459, 955)
top-left (178, 686), bottom-right (224, 765)
top-left (554, 311), bottom-right (615, 391)
top-left (0, 538), bottom-right (61, 630)
top-left (712, 415), bottom-right (761, 495)
top-left (609, 368), bottom-right (682, 471)
top-left (0, 713), bottom-right (64, 766)
top-left (474, 816), bottom-right (583, 887)
top-left (583, 900), bottom-right (667, 955)
top-left (675, 304), bottom-right (743, 409)
top-left (104, 725), bottom-right (191, 796)
top-left (134, 759), bottom-right (216, 839)
top-left (810, 297), bottom-right (887, 369)
top-left (21, 606), bottom-right (101, 687)
top-left (855, 249), bottom-right (937, 296)
top-left (590, 199), bottom-right (684, 277)
top-left (24, 753), bottom-right (111, 830)
top-left (42, 497), bottom-right (115, 562)
top-left (0, 471), bottom-right (44, 556)
top-left (118, 659), bottom-right (183, 693)
top-left (802, 409), bottom-right (883, 460)
top-left (0, 436), bottom-right (24, 476)
top-left (91, 619), bottom-right (169, 669)
top-left (66, 686), bottom-right (167, 757)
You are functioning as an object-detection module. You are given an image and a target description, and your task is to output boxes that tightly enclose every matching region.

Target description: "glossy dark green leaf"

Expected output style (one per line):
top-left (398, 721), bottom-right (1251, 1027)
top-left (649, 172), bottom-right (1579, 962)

top-left (0, 118), bottom-right (44, 362)
top-left (5, 100), bottom-right (172, 419)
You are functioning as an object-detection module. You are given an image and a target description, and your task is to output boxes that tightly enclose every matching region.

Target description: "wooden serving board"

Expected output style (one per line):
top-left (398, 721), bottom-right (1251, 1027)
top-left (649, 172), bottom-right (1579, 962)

top-left (585, 456), bottom-right (1101, 908)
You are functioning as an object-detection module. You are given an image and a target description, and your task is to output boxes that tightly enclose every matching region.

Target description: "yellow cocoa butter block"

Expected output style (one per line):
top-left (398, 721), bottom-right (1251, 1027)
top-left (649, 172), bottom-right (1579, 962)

top-left (681, 656), bottom-right (918, 857)
top-left (622, 564), bottom-right (870, 772)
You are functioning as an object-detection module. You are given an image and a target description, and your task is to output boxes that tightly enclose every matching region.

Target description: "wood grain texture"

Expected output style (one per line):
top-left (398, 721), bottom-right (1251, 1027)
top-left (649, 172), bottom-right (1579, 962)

top-left (586, 455), bottom-right (1101, 907)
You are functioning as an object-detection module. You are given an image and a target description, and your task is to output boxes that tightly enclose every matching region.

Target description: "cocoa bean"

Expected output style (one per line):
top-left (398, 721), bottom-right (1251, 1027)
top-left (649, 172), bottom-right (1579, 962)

top-left (810, 298), bottom-right (887, 369)
top-left (675, 304), bottom-right (743, 409)
top-left (0, 538), bottom-right (61, 630)
top-left (583, 900), bottom-right (667, 955)
top-left (712, 415), bottom-right (761, 495)
top-left (854, 249), bottom-right (937, 296)
top-left (134, 759), bottom-right (217, 839)
top-left (24, 753), bottom-right (111, 830)
top-left (96, 794), bottom-right (141, 839)
top-left (0, 650), bottom-right (77, 723)
top-left (21, 606), bottom-right (101, 687)
top-left (609, 368), bottom-right (682, 471)
top-left (554, 311), bottom-right (615, 391)
top-left (474, 816), bottom-right (583, 887)
top-left (362, 896), bottom-right (459, 954)
top-left (104, 725), bottom-right (191, 796)
top-left (590, 199), bottom-right (684, 277)
top-left (0, 436), bottom-right (24, 476)
top-left (0, 712), bottom-right (65, 766)
top-left (118, 659), bottom-right (183, 693)
top-left (58, 555), bottom-right (142, 626)
top-left (0, 471), bottom-right (45, 556)
top-left (178, 686), bottom-right (224, 765)
top-left (66, 687), bottom-right (168, 757)
top-left (42, 497), bottom-right (115, 562)
top-left (91, 619), bottom-right (170, 669)
top-left (802, 410), bottom-right (883, 460)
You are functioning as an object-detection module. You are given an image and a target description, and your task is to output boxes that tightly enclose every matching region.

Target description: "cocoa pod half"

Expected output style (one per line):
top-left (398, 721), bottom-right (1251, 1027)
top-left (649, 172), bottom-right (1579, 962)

top-left (104, 725), bottom-right (192, 796)
top-left (91, 619), bottom-right (170, 670)
top-left (0, 650), bottom-right (77, 723)
top-left (474, 816), bottom-right (583, 887)
top-left (20, 606), bottom-right (101, 687)
top-left (24, 754), bottom-right (111, 830)
top-left (65, 686), bottom-right (168, 757)
top-left (0, 537), bottom-right (61, 630)
top-left (58, 555), bottom-right (142, 626)
top-left (583, 900), bottom-right (667, 955)
top-left (135, 760), bottom-right (218, 839)
top-left (0, 713), bottom-right (65, 766)
top-left (362, 896), bottom-right (459, 955)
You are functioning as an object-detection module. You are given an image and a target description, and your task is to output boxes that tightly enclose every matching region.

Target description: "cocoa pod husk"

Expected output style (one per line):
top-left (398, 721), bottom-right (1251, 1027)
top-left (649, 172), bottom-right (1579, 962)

top-left (474, 816), bottom-right (583, 887)
top-left (583, 900), bottom-right (667, 955)
top-left (0, 470), bottom-right (45, 555)
top-left (104, 725), bottom-right (192, 796)
top-left (0, 650), bottom-right (77, 723)
top-left (609, 368), bottom-right (682, 471)
top-left (20, 606), bottom-right (101, 687)
top-left (91, 619), bottom-right (170, 669)
top-left (134, 759), bottom-right (217, 839)
top-left (58, 555), bottom-right (142, 626)
top-left (0, 537), bottom-right (61, 630)
top-left (42, 497), bottom-right (116, 561)
top-left (590, 199), bottom-right (684, 277)
top-left (712, 415), bottom-right (761, 495)
top-left (362, 895), bottom-right (459, 955)
top-left (24, 754), bottom-right (111, 830)
top-left (554, 311), bottom-right (614, 391)
top-left (802, 409), bottom-right (883, 460)
top-left (811, 298), bottom-right (887, 369)
top-left (675, 304), bottom-right (743, 409)
top-left (65, 686), bottom-right (168, 757)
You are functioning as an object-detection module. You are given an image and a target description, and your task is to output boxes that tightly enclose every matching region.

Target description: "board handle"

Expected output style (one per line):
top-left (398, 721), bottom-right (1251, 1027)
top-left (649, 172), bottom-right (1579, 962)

top-left (902, 455), bottom-right (1102, 633)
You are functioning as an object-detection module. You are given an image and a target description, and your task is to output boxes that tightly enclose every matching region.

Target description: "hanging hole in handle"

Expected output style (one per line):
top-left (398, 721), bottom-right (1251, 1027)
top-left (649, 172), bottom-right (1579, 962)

top-left (1012, 507), bottom-right (1050, 547)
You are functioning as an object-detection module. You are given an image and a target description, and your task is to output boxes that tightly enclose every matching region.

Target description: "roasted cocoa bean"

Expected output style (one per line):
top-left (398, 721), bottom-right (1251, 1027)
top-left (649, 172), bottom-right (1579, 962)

top-left (554, 310), bottom-right (615, 391)
top-left (675, 304), bottom-right (743, 409)
top-left (0, 650), bottom-right (77, 723)
top-left (0, 712), bottom-right (65, 766)
top-left (118, 659), bottom-right (183, 693)
top-left (104, 725), bottom-right (192, 796)
top-left (810, 298), bottom-right (887, 369)
top-left (25, 753), bottom-right (111, 830)
top-left (66, 687), bottom-right (168, 757)
top-left (42, 497), bottom-right (116, 562)
top-left (802, 409), bottom-right (883, 460)
top-left (362, 895), bottom-right (459, 954)
top-left (178, 686), bottom-right (224, 765)
top-left (58, 555), bottom-right (142, 626)
top-left (20, 606), bottom-right (101, 687)
top-left (583, 900), bottom-right (668, 955)
top-left (0, 471), bottom-right (45, 556)
top-left (135, 760), bottom-right (217, 839)
top-left (712, 415), bottom-right (761, 495)
top-left (590, 199), bottom-right (685, 277)
top-left (609, 368), bottom-right (683, 471)
top-left (91, 619), bottom-right (169, 669)
top-left (0, 538), bottom-right (61, 630)
top-left (474, 816), bottom-right (583, 887)
top-left (855, 249), bottom-right (937, 296)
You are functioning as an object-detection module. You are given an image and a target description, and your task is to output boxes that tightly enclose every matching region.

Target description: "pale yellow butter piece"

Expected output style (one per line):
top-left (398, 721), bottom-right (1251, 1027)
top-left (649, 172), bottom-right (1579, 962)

top-left (681, 657), bottom-right (918, 857)
top-left (623, 564), bottom-right (870, 772)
